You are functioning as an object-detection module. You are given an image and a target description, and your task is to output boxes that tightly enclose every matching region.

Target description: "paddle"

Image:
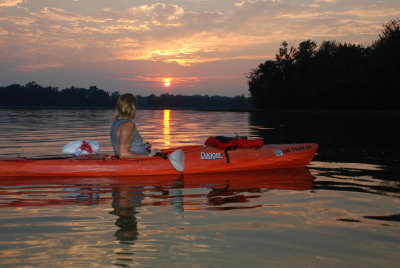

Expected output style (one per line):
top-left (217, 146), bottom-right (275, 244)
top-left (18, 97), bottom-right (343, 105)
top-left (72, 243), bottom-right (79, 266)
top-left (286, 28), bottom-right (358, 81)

top-left (156, 149), bottom-right (185, 172)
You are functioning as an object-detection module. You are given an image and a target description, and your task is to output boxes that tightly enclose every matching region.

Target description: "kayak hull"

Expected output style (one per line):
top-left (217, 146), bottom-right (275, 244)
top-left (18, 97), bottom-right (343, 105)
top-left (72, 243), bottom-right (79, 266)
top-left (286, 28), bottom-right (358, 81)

top-left (0, 143), bottom-right (318, 177)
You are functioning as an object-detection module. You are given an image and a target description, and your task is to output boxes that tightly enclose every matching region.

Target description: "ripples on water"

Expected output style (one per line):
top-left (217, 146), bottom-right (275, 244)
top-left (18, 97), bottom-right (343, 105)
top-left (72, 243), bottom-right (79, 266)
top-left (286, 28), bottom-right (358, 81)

top-left (0, 109), bottom-right (399, 267)
top-left (0, 109), bottom-right (260, 157)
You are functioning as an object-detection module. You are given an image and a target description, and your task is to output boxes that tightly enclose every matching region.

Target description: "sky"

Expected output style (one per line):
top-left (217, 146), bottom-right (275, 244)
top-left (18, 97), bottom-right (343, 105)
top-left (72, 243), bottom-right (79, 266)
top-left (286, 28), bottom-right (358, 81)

top-left (1, 0), bottom-right (399, 96)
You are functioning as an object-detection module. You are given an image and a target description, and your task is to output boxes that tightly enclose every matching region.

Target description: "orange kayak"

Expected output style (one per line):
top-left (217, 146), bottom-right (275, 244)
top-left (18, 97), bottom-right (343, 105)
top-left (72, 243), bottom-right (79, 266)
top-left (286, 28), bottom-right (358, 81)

top-left (0, 143), bottom-right (317, 177)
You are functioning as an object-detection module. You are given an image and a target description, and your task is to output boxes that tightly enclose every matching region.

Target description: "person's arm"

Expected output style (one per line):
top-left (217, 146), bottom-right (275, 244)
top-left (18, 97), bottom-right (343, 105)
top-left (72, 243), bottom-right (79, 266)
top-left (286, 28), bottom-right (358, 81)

top-left (118, 121), bottom-right (149, 159)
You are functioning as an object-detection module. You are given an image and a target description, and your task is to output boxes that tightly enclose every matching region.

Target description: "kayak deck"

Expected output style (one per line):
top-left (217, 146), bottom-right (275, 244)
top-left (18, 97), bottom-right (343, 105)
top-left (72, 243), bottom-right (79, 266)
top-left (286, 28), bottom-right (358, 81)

top-left (0, 143), bottom-right (318, 177)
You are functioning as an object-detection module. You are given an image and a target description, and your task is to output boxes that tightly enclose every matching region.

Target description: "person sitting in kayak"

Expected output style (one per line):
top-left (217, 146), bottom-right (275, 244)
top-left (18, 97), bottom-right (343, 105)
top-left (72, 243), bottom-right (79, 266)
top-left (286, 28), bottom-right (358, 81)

top-left (110, 93), bottom-right (153, 158)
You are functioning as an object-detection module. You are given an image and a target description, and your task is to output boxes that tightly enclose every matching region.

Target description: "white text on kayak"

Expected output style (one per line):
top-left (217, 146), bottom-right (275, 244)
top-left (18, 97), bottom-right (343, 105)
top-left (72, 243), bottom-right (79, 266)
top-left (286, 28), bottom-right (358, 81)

top-left (200, 152), bottom-right (224, 160)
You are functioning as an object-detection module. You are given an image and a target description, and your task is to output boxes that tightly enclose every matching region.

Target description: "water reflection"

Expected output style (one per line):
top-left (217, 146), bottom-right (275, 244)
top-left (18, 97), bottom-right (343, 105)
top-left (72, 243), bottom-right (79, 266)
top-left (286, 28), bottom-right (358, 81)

top-left (163, 109), bottom-right (170, 146)
top-left (6, 165), bottom-right (398, 216)
top-left (0, 169), bottom-right (315, 210)
top-left (206, 187), bottom-right (262, 210)
top-left (364, 214), bottom-right (400, 222)
top-left (309, 163), bottom-right (400, 199)
top-left (1, 109), bottom-right (400, 266)
top-left (110, 186), bottom-right (142, 242)
top-left (249, 110), bottom-right (400, 168)
top-left (306, 161), bottom-right (400, 224)
top-left (0, 185), bottom-right (104, 208)
top-left (0, 168), bottom-right (315, 266)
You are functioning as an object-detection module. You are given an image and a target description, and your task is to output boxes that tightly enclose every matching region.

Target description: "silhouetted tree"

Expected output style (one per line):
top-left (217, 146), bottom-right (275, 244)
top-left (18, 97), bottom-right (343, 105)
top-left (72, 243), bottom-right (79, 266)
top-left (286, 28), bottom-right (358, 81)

top-left (369, 19), bottom-right (400, 108)
top-left (248, 18), bottom-right (400, 110)
top-left (0, 82), bottom-right (117, 107)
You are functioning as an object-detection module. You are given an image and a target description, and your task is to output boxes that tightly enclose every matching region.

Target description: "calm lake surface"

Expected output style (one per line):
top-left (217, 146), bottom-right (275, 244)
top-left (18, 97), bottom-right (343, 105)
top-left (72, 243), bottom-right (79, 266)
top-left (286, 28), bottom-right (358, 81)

top-left (0, 108), bottom-right (399, 267)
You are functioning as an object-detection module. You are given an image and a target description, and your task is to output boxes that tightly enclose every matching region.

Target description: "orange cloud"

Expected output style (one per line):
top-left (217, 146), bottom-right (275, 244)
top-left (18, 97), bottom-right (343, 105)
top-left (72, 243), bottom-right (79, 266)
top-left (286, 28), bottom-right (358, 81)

top-left (116, 74), bottom-right (243, 87)
top-left (0, 0), bottom-right (23, 7)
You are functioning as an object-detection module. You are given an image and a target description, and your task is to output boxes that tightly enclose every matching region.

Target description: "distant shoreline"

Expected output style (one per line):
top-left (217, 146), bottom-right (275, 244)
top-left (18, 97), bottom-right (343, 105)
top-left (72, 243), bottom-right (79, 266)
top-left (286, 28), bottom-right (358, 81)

top-left (1, 105), bottom-right (399, 116)
top-left (0, 105), bottom-right (254, 112)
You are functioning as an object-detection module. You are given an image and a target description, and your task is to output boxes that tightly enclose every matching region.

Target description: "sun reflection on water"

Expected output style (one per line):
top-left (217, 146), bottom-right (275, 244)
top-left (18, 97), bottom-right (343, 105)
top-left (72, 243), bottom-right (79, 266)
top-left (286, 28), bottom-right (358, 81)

top-left (163, 109), bottom-right (170, 147)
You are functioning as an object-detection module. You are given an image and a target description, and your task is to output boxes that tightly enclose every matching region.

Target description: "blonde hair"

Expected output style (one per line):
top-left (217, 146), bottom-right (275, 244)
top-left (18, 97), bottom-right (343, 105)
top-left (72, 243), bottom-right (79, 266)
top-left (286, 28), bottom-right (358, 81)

top-left (114, 93), bottom-right (137, 120)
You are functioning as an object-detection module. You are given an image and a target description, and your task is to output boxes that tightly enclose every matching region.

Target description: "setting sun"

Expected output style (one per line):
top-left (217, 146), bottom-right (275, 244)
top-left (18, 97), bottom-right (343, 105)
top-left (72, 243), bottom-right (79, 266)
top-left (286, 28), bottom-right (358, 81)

top-left (163, 79), bottom-right (171, 87)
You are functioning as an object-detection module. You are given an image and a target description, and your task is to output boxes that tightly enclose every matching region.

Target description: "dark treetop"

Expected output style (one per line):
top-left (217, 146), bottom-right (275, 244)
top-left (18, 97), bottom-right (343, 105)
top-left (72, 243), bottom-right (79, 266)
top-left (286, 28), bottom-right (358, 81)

top-left (247, 19), bottom-right (400, 110)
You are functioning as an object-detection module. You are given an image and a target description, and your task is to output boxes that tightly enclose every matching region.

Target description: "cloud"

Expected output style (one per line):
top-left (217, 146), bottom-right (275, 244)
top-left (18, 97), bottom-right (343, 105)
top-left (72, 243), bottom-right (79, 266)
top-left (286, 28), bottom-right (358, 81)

top-left (16, 62), bottom-right (64, 72)
top-left (30, 6), bottom-right (107, 24)
top-left (1, 0), bottom-right (399, 95)
top-left (314, 0), bottom-right (337, 3)
top-left (128, 3), bottom-right (184, 23)
top-left (0, 0), bottom-right (24, 7)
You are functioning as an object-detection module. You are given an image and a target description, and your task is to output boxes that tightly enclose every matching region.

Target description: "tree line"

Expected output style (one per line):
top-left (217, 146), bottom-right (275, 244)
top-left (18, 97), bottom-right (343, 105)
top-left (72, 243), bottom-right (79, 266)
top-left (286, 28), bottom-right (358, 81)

top-left (247, 19), bottom-right (400, 109)
top-left (0, 82), bottom-right (250, 110)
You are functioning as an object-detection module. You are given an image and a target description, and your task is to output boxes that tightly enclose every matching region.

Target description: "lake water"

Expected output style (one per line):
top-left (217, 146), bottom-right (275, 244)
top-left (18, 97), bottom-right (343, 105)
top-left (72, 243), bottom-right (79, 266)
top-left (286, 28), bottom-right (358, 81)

top-left (0, 108), bottom-right (399, 267)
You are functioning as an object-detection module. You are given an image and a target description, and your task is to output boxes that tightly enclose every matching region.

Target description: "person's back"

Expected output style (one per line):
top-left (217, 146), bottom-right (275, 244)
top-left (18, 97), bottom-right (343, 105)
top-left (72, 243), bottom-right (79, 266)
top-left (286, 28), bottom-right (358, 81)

top-left (110, 119), bottom-right (148, 156)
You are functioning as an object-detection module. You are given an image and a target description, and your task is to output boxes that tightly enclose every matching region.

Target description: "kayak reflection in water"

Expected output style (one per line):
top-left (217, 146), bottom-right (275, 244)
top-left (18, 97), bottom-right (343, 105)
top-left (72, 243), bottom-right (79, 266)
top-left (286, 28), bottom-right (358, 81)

top-left (110, 93), bottom-right (159, 159)
top-left (207, 187), bottom-right (262, 209)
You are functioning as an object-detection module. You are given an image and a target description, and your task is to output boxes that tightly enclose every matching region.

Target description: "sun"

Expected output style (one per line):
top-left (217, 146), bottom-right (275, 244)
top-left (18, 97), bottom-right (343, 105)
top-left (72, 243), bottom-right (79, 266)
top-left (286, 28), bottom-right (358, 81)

top-left (163, 79), bottom-right (171, 87)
